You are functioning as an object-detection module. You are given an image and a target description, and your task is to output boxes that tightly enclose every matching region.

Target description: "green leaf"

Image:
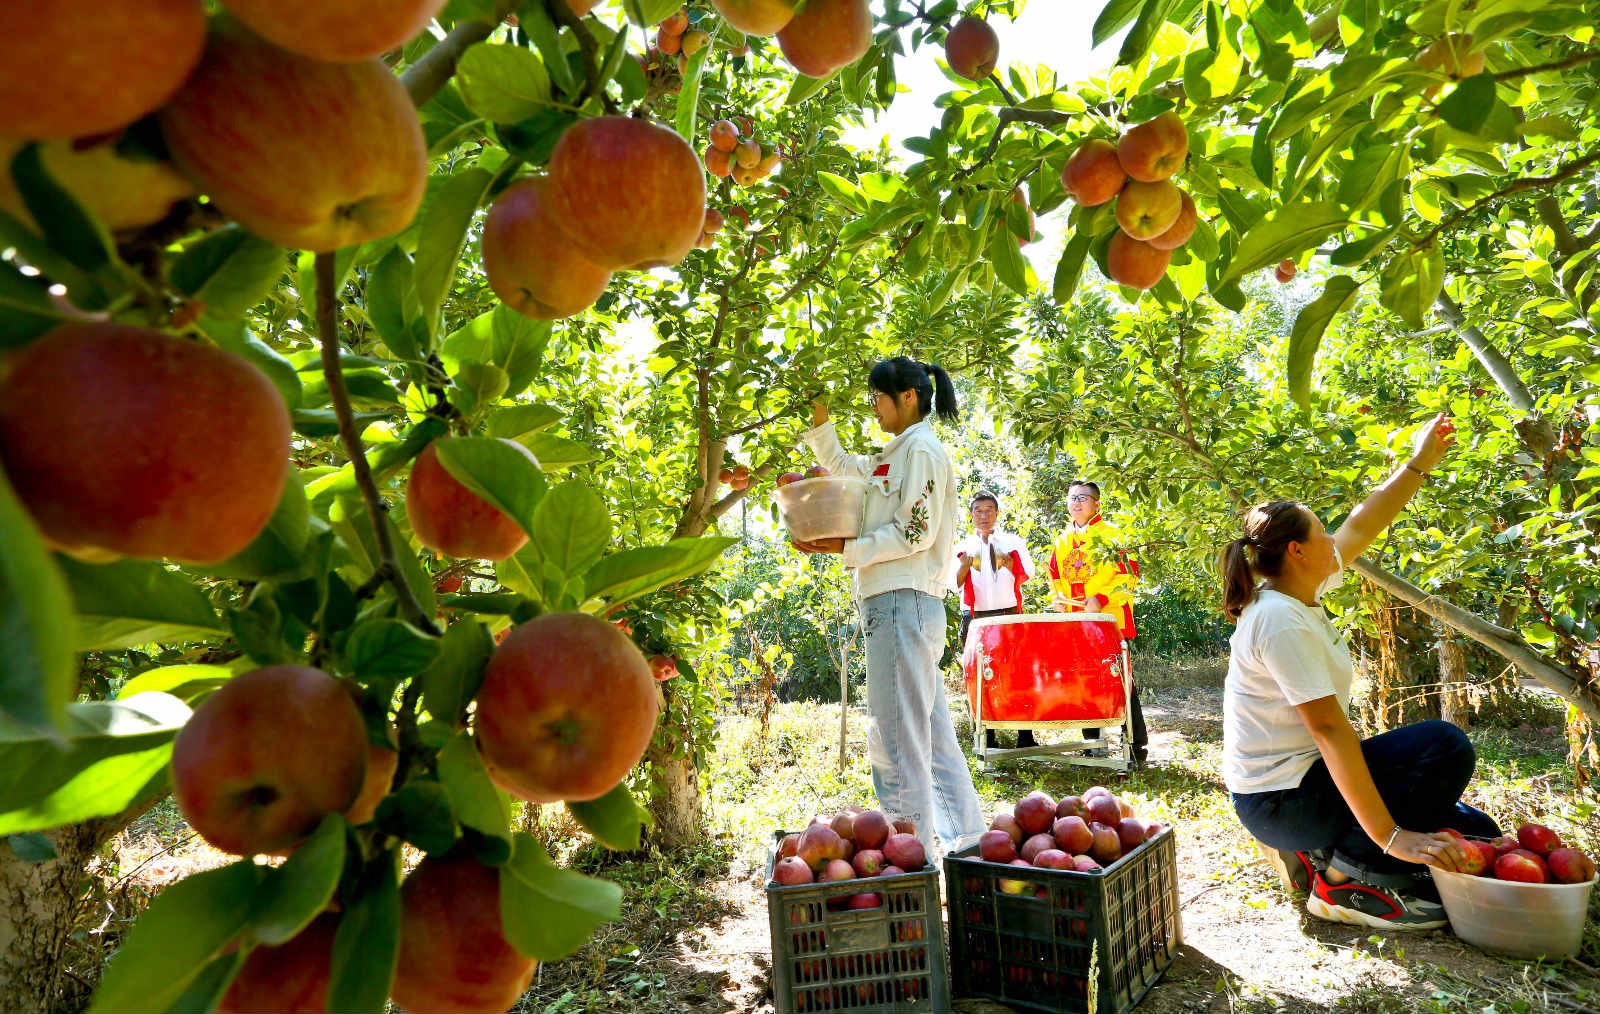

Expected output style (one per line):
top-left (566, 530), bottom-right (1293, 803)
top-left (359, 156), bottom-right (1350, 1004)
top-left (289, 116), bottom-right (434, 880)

top-left (420, 619), bottom-right (494, 723)
top-left (194, 471), bottom-right (313, 580)
top-left (8, 142), bottom-right (114, 274)
top-left (162, 951), bottom-right (244, 1014)
top-left (567, 783), bottom-right (649, 851)
top-left (247, 815), bottom-right (346, 945)
top-left (582, 536), bottom-right (736, 606)
top-left (486, 403), bottom-right (562, 440)
top-left (456, 43), bottom-right (552, 124)
top-left (376, 781), bottom-right (460, 854)
top-left (673, 21), bottom-right (715, 142)
top-left (1220, 202), bottom-right (1349, 285)
top-left (204, 323), bottom-right (303, 409)
top-left (433, 437), bottom-right (547, 535)
top-left (1286, 276), bottom-right (1360, 409)
top-left (58, 557), bottom-right (224, 651)
top-left (1093, 0), bottom-right (1145, 46)
top-left (6, 831), bottom-right (57, 862)
top-left (169, 226), bottom-right (285, 318)
top-left (366, 247), bottom-right (423, 360)
top-left (88, 861), bottom-right (266, 1014)
top-left (1378, 245), bottom-right (1446, 330)
top-left (1117, 0), bottom-right (1180, 67)
top-left (413, 169), bottom-right (493, 339)
top-left (815, 172), bottom-right (868, 212)
top-left (1436, 73), bottom-right (1498, 135)
top-left (305, 417), bottom-right (447, 504)
top-left (0, 471), bottom-right (74, 735)
top-left (344, 619), bottom-right (440, 680)
top-left (785, 71), bottom-right (836, 106)
top-left (532, 481), bottom-right (611, 579)
top-left (499, 833), bottom-right (622, 960)
top-left (1052, 230), bottom-right (1093, 304)
top-left (985, 223), bottom-right (1030, 296)
top-left (442, 306), bottom-right (551, 399)
top-left (0, 693), bottom-right (188, 834)
top-left (1339, 0), bottom-right (1378, 47)
top-left (622, 0), bottom-right (680, 25)
top-left (117, 664), bottom-right (234, 703)
top-left (437, 732), bottom-right (511, 846)
top-left (449, 362), bottom-right (509, 416)
top-left (518, 1), bottom-right (577, 96)
top-left (327, 856), bottom-right (400, 1014)
top-left (516, 431), bottom-right (595, 469)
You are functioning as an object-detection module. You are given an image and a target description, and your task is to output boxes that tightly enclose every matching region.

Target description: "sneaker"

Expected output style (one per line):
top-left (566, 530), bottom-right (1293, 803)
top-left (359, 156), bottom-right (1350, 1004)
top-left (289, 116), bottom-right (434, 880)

top-left (1305, 871), bottom-right (1448, 931)
top-left (1255, 841), bottom-right (1317, 895)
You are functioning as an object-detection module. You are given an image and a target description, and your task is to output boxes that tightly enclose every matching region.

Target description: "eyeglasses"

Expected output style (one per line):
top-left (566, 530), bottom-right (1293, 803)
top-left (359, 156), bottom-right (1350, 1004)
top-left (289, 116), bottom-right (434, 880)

top-left (865, 392), bottom-right (887, 409)
top-left (1068, 494), bottom-right (1098, 503)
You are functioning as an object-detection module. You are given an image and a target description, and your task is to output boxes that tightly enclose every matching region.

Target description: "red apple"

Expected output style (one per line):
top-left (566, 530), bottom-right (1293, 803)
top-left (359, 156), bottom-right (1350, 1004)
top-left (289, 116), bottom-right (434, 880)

top-left (776, 471), bottom-right (806, 487)
top-left (1116, 818), bottom-right (1146, 854)
top-left (879, 865), bottom-right (905, 877)
top-left (172, 666), bottom-right (367, 856)
top-left (1115, 179), bottom-right (1183, 240)
top-left (798, 824), bottom-right (846, 871)
top-left (158, 20), bottom-right (427, 252)
top-left (1084, 794), bottom-right (1122, 828)
top-left (648, 654), bottom-right (679, 681)
top-left (709, 119), bottom-right (741, 151)
top-left (852, 849), bottom-right (886, 877)
top-left (0, 323), bottom-right (290, 565)
top-left (1061, 138), bottom-right (1127, 207)
top-left (1489, 834), bottom-right (1520, 856)
top-left (710, 0), bottom-right (797, 36)
top-left (1073, 855), bottom-right (1102, 873)
top-left (1052, 816), bottom-right (1093, 855)
top-left (1055, 796), bottom-right (1089, 821)
top-left (775, 0), bottom-right (872, 78)
top-left (1516, 823), bottom-right (1563, 856)
top-left (1116, 110), bottom-right (1188, 182)
top-left (1034, 849), bottom-right (1073, 871)
top-left (391, 853), bottom-right (537, 1014)
top-left (944, 16), bottom-right (999, 81)
top-left (216, 0), bottom-right (446, 62)
top-left (805, 465), bottom-right (831, 479)
top-left (821, 859), bottom-right (855, 882)
top-left (1020, 833), bottom-right (1056, 864)
top-left (774, 856), bottom-right (813, 885)
top-left (475, 612), bottom-right (660, 803)
top-left (1494, 850), bottom-right (1549, 883)
top-left (1013, 791), bottom-right (1057, 836)
top-left (1088, 822), bottom-right (1121, 865)
top-left (546, 116), bottom-right (706, 271)
top-left (1106, 232), bottom-right (1172, 290)
top-left (218, 913), bottom-right (339, 1014)
top-left (407, 440), bottom-right (533, 561)
top-left (1456, 840), bottom-right (1492, 876)
top-left (777, 833), bottom-right (800, 859)
top-left (847, 892), bottom-right (882, 909)
top-left (883, 833), bottom-right (926, 871)
top-left (0, 0), bottom-right (207, 140)
top-left (831, 812), bottom-right (856, 841)
top-left (1147, 188), bottom-right (1198, 250)
top-left (1274, 259), bottom-right (1297, 283)
top-left (1546, 847), bottom-right (1596, 885)
top-left (853, 810), bottom-right (890, 850)
top-left (979, 830), bottom-right (1018, 864)
top-left (991, 813), bottom-right (1024, 846)
top-left (483, 175), bottom-right (614, 320)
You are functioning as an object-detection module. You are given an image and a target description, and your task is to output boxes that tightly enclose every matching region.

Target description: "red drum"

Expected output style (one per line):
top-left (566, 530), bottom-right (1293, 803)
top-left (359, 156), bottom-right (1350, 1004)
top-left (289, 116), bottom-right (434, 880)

top-left (963, 613), bottom-right (1127, 724)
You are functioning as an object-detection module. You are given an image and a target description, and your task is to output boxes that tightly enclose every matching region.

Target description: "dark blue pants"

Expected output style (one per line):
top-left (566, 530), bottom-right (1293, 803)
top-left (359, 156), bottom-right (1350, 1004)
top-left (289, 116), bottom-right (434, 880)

top-left (1232, 721), bottom-right (1499, 879)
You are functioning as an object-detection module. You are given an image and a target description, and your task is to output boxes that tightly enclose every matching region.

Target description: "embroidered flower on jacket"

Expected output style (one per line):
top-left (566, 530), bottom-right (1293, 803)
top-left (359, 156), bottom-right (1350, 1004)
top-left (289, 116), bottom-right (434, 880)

top-left (903, 479), bottom-right (935, 544)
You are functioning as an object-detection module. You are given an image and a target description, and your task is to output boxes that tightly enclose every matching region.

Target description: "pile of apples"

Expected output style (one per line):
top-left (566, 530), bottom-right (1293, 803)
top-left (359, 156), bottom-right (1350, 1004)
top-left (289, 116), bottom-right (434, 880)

top-left (1440, 823), bottom-right (1596, 884)
top-left (771, 809), bottom-right (929, 908)
top-left (704, 116), bottom-right (781, 188)
top-left (974, 787), bottom-right (1167, 887)
top-left (1060, 111), bottom-right (1197, 292)
top-left (776, 465), bottom-right (829, 487)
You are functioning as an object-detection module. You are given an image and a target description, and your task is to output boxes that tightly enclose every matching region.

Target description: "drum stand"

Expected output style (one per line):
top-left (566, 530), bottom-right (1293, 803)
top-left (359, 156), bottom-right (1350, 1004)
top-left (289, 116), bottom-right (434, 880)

top-left (970, 642), bottom-right (1137, 773)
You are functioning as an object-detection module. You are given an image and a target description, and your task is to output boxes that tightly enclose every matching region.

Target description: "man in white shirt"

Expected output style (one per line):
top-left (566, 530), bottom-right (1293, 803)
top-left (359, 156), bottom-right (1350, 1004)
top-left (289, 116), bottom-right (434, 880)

top-left (954, 491), bottom-right (1036, 748)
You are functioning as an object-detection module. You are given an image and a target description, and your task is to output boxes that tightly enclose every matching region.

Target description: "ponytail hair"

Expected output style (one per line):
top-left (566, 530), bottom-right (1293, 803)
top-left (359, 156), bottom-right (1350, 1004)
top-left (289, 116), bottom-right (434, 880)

top-left (867, 356), bottom-right (959, 423)
top-left (1220, 500), bottom-right (1313, 621)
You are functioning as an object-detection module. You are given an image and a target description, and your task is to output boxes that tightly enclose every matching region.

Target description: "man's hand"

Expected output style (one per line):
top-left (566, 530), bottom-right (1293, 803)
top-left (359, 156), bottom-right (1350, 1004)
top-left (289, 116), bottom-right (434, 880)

top-left (793, 536), bottom-right (845, 554)
top-left (994, 553), bottom-right (1011, 571)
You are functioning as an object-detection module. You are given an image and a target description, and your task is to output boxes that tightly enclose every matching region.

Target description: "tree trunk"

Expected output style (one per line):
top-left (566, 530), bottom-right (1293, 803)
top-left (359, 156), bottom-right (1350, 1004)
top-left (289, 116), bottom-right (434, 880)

top-left (0, 822), bottom-right (116, 1014)
top-left (645, 744), bottom-right (700, 850)
top-left (1438, 632), bottom-right (1471, 730)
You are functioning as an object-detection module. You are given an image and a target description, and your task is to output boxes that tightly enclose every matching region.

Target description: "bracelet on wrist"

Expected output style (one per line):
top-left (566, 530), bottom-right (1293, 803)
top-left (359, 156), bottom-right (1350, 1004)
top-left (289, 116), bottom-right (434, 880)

top-left (1381, 825), bottom-right (1403, 855)
top-left (1403, 462), bottom-right (1429, 479)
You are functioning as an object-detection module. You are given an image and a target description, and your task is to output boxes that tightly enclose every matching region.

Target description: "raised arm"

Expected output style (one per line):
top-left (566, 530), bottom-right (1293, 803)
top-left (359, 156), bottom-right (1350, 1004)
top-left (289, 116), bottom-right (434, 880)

top-left (1334, 414), bottom-right (1455, 563)
top-left (801, 401), bottom-right (877, 478)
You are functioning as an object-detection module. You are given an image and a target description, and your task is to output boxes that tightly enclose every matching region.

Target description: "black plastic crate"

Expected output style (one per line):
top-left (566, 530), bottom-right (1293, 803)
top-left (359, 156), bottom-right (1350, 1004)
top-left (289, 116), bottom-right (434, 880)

top-left (945, 826), bottom-right (1182, 1013)
top-left (765, 831), bottom-right (948, 1013)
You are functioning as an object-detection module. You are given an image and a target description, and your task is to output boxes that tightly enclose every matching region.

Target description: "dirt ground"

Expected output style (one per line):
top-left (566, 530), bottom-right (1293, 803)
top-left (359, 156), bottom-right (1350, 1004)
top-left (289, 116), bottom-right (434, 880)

top-left (516, 682), bottom-right (1600, 1014)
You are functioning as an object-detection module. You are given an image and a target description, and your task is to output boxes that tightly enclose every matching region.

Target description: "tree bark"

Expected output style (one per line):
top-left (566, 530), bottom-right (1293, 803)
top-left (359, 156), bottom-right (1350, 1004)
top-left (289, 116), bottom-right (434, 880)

top-left (644, 745), bottom-right (700, 850)
top-left (1433, 292), bottom-right (1556, 457)
top-left (1438, 631), bottom-right (1471, 730)
top-left (0, 820), bottom-right (121, 1013)
top-left (1352, 557), bottom-right (1599, 724)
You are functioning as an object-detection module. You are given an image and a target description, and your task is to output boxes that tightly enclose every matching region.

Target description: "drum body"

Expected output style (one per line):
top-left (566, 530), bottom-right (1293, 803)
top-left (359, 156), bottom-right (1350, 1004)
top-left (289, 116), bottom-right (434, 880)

top-left (963, 613), bottom-right (1127, 724)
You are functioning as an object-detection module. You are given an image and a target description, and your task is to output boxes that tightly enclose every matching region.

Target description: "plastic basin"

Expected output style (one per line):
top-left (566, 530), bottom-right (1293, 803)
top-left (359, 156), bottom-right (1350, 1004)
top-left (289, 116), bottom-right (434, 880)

top-left (1430, 866), bottom-right (1595, 959)
top-left (773, 476), bottom-right (867, 542)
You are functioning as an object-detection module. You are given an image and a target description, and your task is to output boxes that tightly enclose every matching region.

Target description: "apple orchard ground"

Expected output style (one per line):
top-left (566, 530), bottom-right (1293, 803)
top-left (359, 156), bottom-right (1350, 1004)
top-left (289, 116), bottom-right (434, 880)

top-left (118, 659), bottom-right (1599, 1013)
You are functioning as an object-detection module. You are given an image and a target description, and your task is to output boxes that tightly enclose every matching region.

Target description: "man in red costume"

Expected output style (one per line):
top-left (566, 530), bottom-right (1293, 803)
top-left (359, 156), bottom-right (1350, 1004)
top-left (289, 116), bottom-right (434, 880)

top-left (1047, 480), bottom-right (1146, 765)
top-left (954, 491), bottom-right (1035, 749)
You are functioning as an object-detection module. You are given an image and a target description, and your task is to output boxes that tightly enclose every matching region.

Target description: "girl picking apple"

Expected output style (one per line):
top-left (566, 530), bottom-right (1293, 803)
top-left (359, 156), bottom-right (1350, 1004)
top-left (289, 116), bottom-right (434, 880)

top-left (792, 357), bottom-right (986, 857)
top-left (1219, 413), bottom-right (1502, 931)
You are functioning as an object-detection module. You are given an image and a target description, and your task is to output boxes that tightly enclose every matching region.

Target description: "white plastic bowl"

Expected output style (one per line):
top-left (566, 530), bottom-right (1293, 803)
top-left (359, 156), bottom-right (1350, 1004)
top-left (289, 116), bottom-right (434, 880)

top-left (1430, 865), bottom-right (1596, 959)
top-left (773, 476), bottom-right (867, 542)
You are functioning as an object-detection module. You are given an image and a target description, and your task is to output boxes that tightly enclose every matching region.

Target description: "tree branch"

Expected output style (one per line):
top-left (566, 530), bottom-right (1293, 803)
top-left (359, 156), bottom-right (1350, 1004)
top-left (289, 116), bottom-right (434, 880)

top-left (959, 107), bottom-right (1073, 178)
top-left (314, 253), bottom-right (440, 636)
top-left (1535, 194), bottom-right (1581, 259)
top-left (1352, 558), bottom-right (1598, 724)
top-left (1433, 291), bottom-right (1538, 415)
top-left (547, 0), bottom-right (606, 108)
top-left (401, 11), bottom-right (507, 108)
top-left (1492, 49), bottom-right (1600, 83)
top-left (1420, 147), bottom-right (1600, 247)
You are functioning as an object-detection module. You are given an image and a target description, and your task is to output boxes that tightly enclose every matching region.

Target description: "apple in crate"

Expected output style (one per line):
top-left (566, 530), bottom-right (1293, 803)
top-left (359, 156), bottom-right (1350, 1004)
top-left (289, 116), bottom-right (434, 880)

top-left (1547, 847), bottom-right (1596, 884)
top-left (853, 810), bottom-right (891, 850)
top-left (1495, 849), bottom-right (1549, 883)
top-left (1014, 791), bottom-right (1057, 835)
top-left (847, 893), bottom-right (882, 909)
top-left (1053, 816), bottom-right (1092, 854)
top-left (883, 833), bottom-right (926, 870)
top-left (821, 859), bottom-right (855, 882)
top-left (1516, 823), bottom-right (1563, 856)
top-left (979, 830), bottom-right (1018, 864)
top-left (1034, 849), bottom-right (1073, 870)
top-left (1088, 822), bottom-right (1121, 864)
top-left (852, 849), bottom-right (886, 877)
top-left (1020, 833), bottom-right (1055, 864)
top-left (991, 812), bottom-right (1024, 846)
top-left (774, 856), bottom-right (813, 885)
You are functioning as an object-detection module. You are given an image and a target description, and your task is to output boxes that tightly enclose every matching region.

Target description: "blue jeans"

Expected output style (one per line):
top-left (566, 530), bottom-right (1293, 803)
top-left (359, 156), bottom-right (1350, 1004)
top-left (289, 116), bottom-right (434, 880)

top-left (862, 589), bottom-right (986, 854)
top-left (1232, 721), bottom-right (1500, 879)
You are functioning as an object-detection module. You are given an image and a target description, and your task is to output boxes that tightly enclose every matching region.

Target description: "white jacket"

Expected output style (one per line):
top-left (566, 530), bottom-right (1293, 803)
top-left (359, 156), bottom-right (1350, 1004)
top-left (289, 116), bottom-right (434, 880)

top-left (802, 418), bottom-right (957, 601)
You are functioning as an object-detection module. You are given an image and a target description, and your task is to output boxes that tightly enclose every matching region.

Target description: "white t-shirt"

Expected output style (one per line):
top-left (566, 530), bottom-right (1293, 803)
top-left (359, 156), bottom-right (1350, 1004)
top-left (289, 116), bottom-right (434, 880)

top-left (956, 530), bottom-right (1034, 611)
top-left (1222, 589), bottom-right (1354, 794)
